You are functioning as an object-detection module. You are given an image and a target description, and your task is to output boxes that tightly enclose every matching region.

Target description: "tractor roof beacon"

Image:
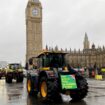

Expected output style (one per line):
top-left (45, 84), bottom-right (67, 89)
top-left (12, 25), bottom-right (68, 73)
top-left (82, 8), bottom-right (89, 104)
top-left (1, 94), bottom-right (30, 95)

top-left (26, 51), bottom-right (88, 102)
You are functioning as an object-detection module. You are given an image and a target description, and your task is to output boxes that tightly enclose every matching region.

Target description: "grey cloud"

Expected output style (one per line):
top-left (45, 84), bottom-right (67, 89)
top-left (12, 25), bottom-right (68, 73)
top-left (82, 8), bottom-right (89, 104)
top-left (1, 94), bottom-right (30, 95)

top-left (0, 0), bottom-right (105, 65)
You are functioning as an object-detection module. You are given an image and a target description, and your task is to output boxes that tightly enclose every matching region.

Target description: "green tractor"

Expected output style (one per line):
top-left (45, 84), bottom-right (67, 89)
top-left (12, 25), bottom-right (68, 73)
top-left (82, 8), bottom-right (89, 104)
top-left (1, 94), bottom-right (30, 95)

top-left (26, 51), bottom-right (88, 101)
top-left (5, 63), bottom-right (24, 83)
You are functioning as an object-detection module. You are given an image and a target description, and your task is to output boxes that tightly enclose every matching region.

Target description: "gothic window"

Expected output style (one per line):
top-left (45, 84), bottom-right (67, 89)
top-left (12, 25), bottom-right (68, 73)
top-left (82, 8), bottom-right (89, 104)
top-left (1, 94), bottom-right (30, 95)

top-left (28, 21), bottom-right (32, 30)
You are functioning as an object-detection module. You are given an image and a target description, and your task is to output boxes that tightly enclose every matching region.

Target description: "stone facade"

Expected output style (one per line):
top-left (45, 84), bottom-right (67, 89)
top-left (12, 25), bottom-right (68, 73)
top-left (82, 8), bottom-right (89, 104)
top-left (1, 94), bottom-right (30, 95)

top-left (67, 34), bottom-right (105, 68)
top-left (46, 34), bottom-right (105, 68)
top-left (26, 0), bottom-right (42, 62)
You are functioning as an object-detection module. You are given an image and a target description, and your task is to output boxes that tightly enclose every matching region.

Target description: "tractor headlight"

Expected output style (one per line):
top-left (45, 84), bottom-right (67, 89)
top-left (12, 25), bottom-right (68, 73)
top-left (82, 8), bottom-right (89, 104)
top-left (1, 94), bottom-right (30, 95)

top-left (18, 69), bottom-right (23, 72)
top-left (6, 69), bottom-right (13, 73)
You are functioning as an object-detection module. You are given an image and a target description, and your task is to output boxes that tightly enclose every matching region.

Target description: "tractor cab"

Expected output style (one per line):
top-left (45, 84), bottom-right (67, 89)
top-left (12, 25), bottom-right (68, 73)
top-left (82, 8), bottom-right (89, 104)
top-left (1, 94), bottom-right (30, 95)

top-left (37, 51), bottom-right (67, 68)
top-left (28, 51), bottom-right (68, 71)
top-left (8, 63), bottom-right (22, 70)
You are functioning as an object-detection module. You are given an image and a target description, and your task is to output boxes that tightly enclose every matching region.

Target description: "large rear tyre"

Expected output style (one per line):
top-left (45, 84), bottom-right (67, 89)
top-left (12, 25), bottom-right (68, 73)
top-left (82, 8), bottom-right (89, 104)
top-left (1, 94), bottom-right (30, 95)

top-left (40, 77), bottom-right (61, 102)
top-left (70, 77), bottom-right (88, 101)
top-left (27, 77), bottom-right (38, 96)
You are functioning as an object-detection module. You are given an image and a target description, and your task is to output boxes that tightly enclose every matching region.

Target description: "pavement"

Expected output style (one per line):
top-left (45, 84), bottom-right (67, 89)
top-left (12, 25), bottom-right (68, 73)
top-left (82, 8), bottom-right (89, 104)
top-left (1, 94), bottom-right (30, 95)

top-left (87, 78), bottom-right (105, 88)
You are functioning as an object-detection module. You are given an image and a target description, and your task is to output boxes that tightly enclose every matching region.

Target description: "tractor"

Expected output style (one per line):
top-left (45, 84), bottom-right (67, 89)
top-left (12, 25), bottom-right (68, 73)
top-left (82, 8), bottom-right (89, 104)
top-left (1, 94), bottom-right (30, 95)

top-left (0, 68), bottom-right (6, 79)
top-left (26, 51), bottom-right (88, 101)
top-left (5, 63), bottom-right (24, 83)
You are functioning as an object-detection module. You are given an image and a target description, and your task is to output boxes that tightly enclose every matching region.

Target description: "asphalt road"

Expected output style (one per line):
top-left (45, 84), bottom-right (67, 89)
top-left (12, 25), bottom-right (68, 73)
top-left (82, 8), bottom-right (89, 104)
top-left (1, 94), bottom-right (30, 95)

top-left (0, 78), bottom-right (105, 105)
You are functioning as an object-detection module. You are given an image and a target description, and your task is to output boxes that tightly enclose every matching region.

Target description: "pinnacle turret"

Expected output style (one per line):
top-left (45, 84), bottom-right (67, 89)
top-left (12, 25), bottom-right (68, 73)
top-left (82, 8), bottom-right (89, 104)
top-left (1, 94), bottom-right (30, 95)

top-left (83, 32), bottom-right (90, 49)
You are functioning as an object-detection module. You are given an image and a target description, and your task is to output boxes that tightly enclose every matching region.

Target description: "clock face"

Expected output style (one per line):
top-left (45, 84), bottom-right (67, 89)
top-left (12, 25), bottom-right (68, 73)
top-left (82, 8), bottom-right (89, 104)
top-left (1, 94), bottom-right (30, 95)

top-left (33, 0), bottom-right (39, 3)
top-left (32, 8), bottom-right (38, 16)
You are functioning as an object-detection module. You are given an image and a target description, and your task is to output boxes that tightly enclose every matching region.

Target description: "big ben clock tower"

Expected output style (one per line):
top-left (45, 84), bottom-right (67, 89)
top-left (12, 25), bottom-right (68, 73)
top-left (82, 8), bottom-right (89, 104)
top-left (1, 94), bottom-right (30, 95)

top-left (26, 0), bottom-right (42, 62)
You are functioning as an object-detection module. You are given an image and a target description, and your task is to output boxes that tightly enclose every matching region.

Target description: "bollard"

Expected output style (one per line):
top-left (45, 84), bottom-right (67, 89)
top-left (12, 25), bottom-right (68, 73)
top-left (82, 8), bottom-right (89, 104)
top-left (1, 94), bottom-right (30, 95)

top-left (95, 75), bottom-right (103, 80)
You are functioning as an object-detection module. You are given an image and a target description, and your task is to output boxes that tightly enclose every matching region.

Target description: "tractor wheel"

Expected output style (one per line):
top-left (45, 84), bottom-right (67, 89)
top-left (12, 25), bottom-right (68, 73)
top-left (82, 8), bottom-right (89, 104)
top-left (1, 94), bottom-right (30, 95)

top-left (17, 76), bottom-right (23, 83)
top-left (40, 77), bottom-right (61, 102)
top-left (6, 77), bottom-right (12, 83)
top-left (20, 77), bottom-right (23, 82)
top-left (27, 77), bottom-right (37, 96)
top-left (70, 78), bottom-right (88, 101)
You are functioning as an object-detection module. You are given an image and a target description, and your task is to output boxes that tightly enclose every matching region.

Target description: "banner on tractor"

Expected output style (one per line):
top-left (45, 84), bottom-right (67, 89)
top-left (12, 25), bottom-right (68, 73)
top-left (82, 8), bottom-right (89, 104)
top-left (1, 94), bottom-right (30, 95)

top-left (60, 75), bottom-right (77, 89)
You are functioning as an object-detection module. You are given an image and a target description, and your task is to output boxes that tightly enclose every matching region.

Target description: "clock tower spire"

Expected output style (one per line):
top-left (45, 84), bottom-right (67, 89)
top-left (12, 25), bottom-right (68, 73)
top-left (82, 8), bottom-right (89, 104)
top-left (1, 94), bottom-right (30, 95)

top-left (26, 0), bottom-right (42, 62)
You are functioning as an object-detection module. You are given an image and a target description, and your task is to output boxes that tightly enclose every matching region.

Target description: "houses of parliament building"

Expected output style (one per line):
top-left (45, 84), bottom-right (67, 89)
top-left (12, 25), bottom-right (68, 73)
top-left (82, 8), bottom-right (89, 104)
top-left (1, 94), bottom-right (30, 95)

top-left (26, 0), bottom-right (105, 68)
top-left (46, 33), bottom-right (105, 68)
top-left (67, 33), bottom-right (105, 68)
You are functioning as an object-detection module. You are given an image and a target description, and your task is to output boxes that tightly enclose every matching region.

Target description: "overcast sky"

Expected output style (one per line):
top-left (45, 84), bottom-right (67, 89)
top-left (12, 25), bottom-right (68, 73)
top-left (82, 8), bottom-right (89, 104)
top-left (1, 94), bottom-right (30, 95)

top-left (0, 0), bottom-right (105, 65)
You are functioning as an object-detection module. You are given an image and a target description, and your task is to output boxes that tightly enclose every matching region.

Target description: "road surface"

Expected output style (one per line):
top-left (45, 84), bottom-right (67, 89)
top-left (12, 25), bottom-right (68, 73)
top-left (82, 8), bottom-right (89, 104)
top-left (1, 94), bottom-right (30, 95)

top-left (0, 78), bottom-right (105, 105)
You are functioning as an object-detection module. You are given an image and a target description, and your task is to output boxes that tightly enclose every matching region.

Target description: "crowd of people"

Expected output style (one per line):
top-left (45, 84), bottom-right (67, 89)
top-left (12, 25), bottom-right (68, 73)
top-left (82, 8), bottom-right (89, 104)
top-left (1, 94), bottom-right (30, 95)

top-left (76, 67), bottom-right (105, 78)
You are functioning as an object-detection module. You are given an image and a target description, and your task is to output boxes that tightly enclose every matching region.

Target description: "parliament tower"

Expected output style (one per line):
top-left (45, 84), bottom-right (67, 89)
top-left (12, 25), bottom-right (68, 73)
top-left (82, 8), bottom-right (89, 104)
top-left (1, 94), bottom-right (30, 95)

top-left (26, 0), bottom-right (42, 62)
top-left (83, 32), bottom-right (90, 49)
